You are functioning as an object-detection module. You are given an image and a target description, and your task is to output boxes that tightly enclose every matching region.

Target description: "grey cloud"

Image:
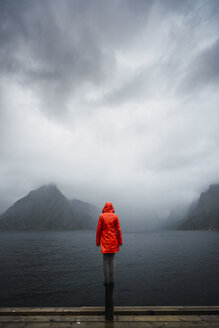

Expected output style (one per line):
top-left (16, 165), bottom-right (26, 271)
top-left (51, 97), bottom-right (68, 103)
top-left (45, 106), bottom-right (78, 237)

top-left (0, 0), bottom-right (116, 117)
top-left (178, 38), bottom-right (219, 94)
top-left (0, 0), bottom-right (158, 119)
top-left (101, 59), bottom-right (181, 106)
top-left (102, 67), bottom-right (152, 105)
top-left (1, 0), bottom-right (219, 220)
top-left (1, 0), bottom-right (217, 116)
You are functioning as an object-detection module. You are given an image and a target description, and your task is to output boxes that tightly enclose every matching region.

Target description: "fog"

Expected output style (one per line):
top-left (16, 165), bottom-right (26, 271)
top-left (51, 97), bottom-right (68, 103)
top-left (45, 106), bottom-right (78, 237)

top-left (1, 0), bottom-right (219, 222)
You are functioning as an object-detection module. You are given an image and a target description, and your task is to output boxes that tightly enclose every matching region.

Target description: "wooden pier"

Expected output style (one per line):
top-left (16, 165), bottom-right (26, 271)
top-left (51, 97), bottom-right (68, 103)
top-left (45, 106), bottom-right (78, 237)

top-left (0, 306), bottom-right (219, 327)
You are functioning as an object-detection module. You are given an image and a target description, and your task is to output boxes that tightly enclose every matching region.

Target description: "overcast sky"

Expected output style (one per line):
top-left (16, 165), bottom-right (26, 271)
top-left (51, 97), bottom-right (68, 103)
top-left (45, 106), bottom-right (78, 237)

top-left (1, 0), bottom-right (219, 219)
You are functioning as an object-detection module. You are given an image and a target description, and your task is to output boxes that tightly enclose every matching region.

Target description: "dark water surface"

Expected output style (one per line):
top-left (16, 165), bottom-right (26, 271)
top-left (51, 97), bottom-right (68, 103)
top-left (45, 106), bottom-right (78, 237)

top-left (0, 230), bottom-right (218, 306)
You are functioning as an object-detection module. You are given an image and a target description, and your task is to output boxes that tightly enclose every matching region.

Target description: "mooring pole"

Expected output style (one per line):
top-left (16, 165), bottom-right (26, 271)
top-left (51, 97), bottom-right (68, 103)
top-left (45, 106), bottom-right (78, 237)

top-left (105, 284), bottom-right (114, 321)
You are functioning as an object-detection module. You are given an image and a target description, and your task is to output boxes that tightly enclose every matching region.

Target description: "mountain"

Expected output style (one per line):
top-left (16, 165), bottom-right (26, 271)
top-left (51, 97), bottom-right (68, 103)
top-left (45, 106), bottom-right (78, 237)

top-left (176, 184), bottom-right (219, 230)
top-left (159, 204), bottom-right (190, 230)
top-left (0, 184), bottom-right (99, 230)
top-left (69, 199), bottom-right (99, 229)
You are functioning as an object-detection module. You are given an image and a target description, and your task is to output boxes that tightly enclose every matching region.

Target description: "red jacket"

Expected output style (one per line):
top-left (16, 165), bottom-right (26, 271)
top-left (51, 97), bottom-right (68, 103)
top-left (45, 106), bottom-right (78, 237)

top-left (96, 202), bottom-right (123, 253)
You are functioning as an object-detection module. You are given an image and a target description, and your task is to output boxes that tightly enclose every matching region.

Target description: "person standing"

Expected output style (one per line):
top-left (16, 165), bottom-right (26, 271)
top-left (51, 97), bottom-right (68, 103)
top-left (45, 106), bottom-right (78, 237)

top-left (96, 202), bottom-right (123, 288)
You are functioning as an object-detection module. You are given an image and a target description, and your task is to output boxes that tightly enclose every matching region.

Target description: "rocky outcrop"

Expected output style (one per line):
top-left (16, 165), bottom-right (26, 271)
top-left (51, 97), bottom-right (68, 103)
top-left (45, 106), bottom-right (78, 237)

top-left (0, 184), bottom-right (99, 230)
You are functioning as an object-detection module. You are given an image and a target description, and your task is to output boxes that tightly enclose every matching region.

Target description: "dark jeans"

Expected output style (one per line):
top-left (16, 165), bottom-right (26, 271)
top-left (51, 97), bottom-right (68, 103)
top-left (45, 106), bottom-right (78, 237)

top-left (103, 253), bottom-right (115, 283)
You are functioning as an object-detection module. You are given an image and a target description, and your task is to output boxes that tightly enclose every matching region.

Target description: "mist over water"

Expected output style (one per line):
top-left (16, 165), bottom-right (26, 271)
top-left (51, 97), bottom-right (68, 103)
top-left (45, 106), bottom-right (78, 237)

top-left (1, 230), bottom-right (218, 306)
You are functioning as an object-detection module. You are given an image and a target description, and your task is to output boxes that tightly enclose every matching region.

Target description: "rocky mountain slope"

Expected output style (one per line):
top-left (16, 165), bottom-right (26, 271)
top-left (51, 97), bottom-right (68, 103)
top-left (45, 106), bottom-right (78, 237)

top-left (177, 184), bottom-right (219, 230)
top-left (162, 184), bottom-right (219, 230)
top-left (0, 184), bottom-right (99, 230)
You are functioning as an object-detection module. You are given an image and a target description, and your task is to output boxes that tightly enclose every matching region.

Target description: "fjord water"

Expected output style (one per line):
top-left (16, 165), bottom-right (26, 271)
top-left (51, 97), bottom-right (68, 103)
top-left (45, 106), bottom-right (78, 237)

top-left (0, 230), bottom-right (218, 307)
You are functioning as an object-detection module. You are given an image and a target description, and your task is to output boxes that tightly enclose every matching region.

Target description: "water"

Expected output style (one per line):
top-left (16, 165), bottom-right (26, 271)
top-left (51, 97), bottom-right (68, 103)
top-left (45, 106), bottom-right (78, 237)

top-left (0, 230), bottom-right (218, 306)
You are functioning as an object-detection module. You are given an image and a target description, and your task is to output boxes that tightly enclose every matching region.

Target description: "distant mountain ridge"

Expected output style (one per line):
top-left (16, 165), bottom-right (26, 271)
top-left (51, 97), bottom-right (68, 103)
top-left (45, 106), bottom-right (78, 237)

top-left (163, 184), bottom-right (219, 230)
top-left (1, 183), bottom-right (219, 231)
top-left (0, 184), bottom-right (99, 230)
top-left (177, 184), bottom-right (219, 230)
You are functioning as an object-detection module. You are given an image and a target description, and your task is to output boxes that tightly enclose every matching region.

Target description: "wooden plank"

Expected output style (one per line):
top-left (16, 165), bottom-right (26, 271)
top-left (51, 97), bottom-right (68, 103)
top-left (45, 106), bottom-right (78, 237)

top-left (0, 315), bottom-right (106, 322)
top-left (199, 314), bottom-right (219, 321)
top-left (114, 306), bottom-right (219, 315)
top-left (0, 306), bottom-right (218, 328)
top-left (1, 306), bottom-right (219, 316)
top-left (0, 316), bottom-right (216, 328)
top-left (1, 306), bottom-right (219, 311)
top-left (0, 308), bottom-right (82, 316)
top-left (0, 314), bottom-right (211, 322)
top-left (0, 323), bottom-right (152, 328)
top-left (0, 323), bottom-right (115, 328)
top-left (149, 323), bottom-right (211, 328)
top-left (115, 315), bottom-right (202, 322)
top-left (0, 322), bottom-right (212, 328)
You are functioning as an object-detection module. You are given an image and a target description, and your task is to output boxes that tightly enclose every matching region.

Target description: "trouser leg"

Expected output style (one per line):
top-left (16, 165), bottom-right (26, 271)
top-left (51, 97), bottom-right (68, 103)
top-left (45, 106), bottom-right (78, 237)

top-left (109, 253), bottom-right (115, 283)
top-left (103, 254), bottom-right (110, 284)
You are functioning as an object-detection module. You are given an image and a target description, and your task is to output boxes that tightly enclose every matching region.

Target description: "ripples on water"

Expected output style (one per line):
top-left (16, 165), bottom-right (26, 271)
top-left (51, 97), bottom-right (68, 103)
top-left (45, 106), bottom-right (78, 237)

top-left (0, 230), bottom-right (219, 306)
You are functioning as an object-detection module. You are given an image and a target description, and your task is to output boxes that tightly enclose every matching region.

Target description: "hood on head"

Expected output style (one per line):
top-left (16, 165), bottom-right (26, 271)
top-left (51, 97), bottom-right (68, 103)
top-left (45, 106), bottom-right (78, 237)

top-left (102, 202), bottom-right (115, 213)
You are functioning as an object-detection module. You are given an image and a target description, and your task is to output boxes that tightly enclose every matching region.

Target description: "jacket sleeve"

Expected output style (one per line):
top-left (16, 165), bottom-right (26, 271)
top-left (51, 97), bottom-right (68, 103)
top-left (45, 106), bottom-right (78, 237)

top-left (115, 216), bottom-right (123, 245)
top-left (96, 215), bottom-right (103, 246)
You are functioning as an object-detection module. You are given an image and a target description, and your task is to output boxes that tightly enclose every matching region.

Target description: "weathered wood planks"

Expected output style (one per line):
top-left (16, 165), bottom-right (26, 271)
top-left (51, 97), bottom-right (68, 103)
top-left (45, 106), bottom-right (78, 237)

top-left (0, 306), bottom-right (219, 327)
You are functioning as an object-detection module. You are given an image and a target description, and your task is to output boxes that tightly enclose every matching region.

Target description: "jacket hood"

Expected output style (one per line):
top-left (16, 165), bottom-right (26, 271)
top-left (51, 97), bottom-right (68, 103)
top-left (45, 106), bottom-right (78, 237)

top-left (102, 202), bottom-right (115, 213)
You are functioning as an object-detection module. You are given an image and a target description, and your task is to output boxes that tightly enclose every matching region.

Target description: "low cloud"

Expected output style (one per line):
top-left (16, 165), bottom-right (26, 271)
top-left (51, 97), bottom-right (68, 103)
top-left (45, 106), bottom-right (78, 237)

top-left (1, 0), bottom-right (219, 222)
top-left (178, 38), bottom-right (219, 94)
